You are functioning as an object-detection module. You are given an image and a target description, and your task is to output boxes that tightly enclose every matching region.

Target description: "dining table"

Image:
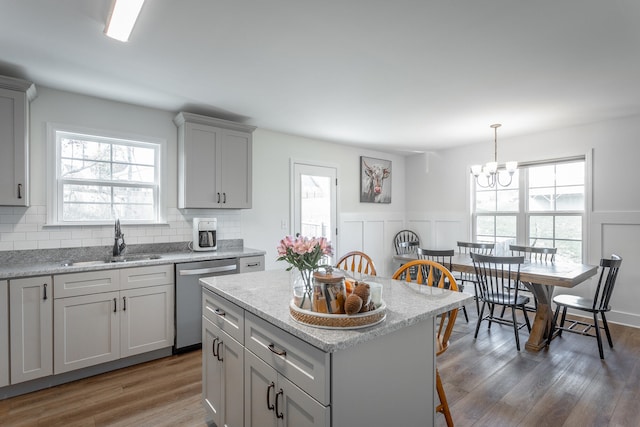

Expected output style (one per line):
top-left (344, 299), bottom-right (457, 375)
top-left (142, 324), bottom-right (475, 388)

top-left (393, 253), bottom-right (599, 351)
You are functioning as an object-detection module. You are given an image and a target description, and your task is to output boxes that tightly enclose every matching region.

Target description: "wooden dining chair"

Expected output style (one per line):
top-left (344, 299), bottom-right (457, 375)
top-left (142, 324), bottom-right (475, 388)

top-left (392, 259), bottom-right (459, 427)
top-left (416, 248), bottom-right (469, 322)
top-left (548, 254), bottom-right (622, 359)
top-left (457, 241), bottom-right (495, 314)
top-left (335, 251), bottom-right (377, 276)
top-left (505, 245), bottom-right (558, 315)
top-left (471, 253), bottom-right (531, 351)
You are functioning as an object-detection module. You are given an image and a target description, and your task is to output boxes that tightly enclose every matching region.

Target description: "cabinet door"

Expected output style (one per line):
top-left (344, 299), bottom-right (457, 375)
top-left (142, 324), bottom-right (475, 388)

top-left (219, 129), bottom-right (252, 208)
top-left (0, 280), bottom-right (8, 387)
top-left (245, 350), bottom-right (278, 427)
top-left (180, 122), bottom-right (219, 208)
top-left (9, 276), bottom-right (53, 384)
top-left (54, 291), bottom-right (120, 374)
top-left (120, 284), bottom-right (174, 358)
top-left (203, 317), bottom-right (224, 426)
top-left (279, 375), bottom-right (330, 427)
top-left (0, 87), bottom-right (29, 206)
top-left (203, 317), bottom-right (244, 427)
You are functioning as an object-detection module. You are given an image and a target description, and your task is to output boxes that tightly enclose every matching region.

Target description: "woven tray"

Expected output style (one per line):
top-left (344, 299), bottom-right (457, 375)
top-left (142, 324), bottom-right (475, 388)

top-left (289, 300), bottom-right (386, 330)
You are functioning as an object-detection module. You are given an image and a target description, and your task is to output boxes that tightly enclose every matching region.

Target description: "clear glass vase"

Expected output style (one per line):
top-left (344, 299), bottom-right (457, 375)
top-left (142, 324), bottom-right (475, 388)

top-left (291, 269), bottom-right (314, 311)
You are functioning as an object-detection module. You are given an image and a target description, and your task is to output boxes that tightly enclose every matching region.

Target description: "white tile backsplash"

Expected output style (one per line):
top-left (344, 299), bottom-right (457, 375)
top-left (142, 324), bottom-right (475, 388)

top-left (0, 205), bottom-right (242, 251)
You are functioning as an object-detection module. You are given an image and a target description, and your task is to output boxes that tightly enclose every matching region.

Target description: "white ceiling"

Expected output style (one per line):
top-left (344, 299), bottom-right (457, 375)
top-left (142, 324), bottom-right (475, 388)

top-left (2, 0), bottom-right (639, 153)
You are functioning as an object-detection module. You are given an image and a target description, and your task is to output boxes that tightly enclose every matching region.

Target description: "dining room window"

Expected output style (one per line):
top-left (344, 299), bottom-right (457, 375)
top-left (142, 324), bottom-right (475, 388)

top-left (47, 123), bottom-right (165, 225)
top-left (472, 158), bottom-right (585, 262)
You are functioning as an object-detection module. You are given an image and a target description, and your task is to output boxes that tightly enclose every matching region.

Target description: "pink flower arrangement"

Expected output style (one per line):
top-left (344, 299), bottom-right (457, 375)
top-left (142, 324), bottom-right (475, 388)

top-left (276, 234), bottom-right (333, 272)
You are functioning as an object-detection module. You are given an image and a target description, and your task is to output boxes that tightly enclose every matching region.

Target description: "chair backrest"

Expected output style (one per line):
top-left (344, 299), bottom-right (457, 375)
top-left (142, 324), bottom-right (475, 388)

top-left (471, 253), bottom-right (524, 305)
top-left (335, 251), bottom-right (377, 276)
top-left (509, 244), bottom-right (557, 262)
top-left (593, 254), bottom-right (623, 311)
top-left (416, 248), bottom-right (454, 281)
top-left (394, 230), bottom-right (420, 255)
top-left (392, 259), bottom-right (459, 356)
top-left (457, 241), bottom-right (495, 257)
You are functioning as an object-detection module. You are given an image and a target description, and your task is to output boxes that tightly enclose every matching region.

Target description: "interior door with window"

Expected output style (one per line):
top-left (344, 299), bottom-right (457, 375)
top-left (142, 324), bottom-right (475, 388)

top-left (292, 163), bottom-right (338, 262)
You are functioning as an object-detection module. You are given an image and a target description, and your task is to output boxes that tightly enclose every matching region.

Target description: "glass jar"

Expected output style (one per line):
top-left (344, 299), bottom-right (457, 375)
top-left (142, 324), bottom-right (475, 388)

top-left (312, 268), bottom-right (346, 314)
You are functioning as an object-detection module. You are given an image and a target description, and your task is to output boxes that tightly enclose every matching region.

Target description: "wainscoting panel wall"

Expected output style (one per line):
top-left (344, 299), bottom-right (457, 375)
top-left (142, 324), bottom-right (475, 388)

top-left (339, 214), bottom-right (405, 277)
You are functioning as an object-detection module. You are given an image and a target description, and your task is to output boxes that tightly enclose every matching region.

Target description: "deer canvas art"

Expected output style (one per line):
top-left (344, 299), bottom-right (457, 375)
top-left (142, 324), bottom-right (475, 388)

top-left (360, 156), bottom-right (392, 203)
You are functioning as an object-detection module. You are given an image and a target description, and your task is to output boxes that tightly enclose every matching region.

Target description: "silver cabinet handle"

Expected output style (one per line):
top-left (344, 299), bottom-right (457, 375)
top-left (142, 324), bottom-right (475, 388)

top-left (223, 193), bottom-right (226, 203)
top-left (123, 296), bottom-right (127, 311)
top-left (113, 298), bottom-right (117, 313)
top-left (43, 283), bottom-right (47, 300)
top-left (178, 265), bottom-right (237, 276)
top-left (217, 192), bottom-right (221, 203)
top-left (17, 184), bottom-right (23, 199)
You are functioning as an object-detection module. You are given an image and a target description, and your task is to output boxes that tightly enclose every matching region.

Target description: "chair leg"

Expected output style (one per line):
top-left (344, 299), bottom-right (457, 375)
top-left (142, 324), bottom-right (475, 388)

top-left (435, 369), bottom-right (453, 427)
top-left (473, 283), bottom-right (481, 315)
top-left (558, 306), bottom-right (568, 337)
top-left (547, 304), bottom-right (561, 347)
top-left (488, 304), bottom-right (496, 330)
top-left (601, 312), bottom-right (614, 348)
top-left (474, 301), bottom-right (486, 339)
top-left (593, 312), bottom-right (605, 359)
top-left (462, 304), bottom-right (469, 323)
top-left (521, 305), bottom-right (531, 332)
top-left (511, 304), bottom-right (521, 351)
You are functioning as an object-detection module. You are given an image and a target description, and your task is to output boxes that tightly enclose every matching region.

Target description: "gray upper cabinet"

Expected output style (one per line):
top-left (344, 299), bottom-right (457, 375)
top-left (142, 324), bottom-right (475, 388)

top-left (174, 112), bottom-right (256, 209)
top-left (0, 76), bottom-right (36, 207)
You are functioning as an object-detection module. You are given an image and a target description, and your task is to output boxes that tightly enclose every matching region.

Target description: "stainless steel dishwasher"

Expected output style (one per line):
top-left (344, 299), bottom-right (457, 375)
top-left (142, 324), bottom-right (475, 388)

top-left (175, 258), bottom-right (238, 352)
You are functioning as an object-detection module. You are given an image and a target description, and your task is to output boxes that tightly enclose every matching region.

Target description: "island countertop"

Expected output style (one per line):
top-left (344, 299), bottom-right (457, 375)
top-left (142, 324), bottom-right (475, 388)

top-left (200, 269), bottom-right (473, 353)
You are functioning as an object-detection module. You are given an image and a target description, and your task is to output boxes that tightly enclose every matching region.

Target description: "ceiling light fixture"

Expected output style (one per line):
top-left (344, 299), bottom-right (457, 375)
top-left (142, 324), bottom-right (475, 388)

top-left (104, 0), bottom-right (146, 42)
top-left (470, 124), bottom-right (517, 188)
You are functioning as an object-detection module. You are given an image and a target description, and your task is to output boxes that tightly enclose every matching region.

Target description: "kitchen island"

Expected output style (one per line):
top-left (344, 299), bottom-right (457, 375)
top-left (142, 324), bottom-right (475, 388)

top-left (200, 269), bottom-right (473, 427)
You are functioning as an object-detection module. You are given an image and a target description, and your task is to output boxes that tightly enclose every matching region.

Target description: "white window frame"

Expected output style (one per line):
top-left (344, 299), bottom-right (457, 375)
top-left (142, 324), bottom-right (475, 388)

top-left (46, 123), bottom-right (167, 226)
top-left (472, 155), bottom-right (589, 262)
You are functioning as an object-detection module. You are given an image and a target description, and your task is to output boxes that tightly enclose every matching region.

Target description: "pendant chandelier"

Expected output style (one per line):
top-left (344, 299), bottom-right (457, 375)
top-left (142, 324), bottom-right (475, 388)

top-left (470, 124), bottom-right (517, 188)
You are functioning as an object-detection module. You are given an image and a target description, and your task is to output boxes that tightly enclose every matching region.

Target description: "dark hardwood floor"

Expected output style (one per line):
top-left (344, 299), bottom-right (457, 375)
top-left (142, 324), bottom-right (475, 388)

top-left (1, 307), bottom-right (638, 426)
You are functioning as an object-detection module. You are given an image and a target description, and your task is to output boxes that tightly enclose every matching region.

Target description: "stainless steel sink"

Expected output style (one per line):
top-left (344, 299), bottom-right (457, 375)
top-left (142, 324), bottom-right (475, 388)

top-left (109, 254), bottom-right (162, 263)
top-left (60, 260), bottom-right (109, 267)
top-left (61, 254), bottom-right (161, 267)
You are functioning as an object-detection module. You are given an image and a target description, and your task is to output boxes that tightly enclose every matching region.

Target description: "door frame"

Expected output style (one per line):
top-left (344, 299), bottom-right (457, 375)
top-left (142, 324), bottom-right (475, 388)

top-left (289, 159), bottom-right (340, 258)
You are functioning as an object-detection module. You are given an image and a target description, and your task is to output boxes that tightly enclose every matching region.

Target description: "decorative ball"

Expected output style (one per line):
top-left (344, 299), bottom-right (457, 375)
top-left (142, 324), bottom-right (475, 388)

top-left (353, 283), bottom-right (371, 305)
top-left (344, 293), bottom-right (363, 315)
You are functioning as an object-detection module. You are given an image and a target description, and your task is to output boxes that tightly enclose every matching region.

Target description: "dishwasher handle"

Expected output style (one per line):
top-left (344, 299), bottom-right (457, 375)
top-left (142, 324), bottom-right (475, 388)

top-left (178, 264), bottom-right (237, 276)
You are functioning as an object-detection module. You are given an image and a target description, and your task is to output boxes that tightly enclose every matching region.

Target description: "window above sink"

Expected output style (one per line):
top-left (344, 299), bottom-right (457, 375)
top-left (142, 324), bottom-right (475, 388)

top-left (46, 123), bottom-right (167, 226)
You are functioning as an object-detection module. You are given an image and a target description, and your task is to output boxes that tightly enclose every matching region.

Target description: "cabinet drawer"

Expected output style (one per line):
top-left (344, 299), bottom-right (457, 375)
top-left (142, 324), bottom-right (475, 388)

top-left (239, 255), bottom-right (265, 274)
top-left (245, 312), bottom-right (330, 405)
top-left (120, 264), bottom-right (174, 290)
top-left (54, 270), bottom-right (120, 298)
top-left (202, 288), bottom-right (244, 344)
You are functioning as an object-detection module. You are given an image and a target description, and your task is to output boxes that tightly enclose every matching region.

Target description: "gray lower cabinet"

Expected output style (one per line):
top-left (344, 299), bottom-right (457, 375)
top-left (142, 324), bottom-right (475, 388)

top-left (9, 276), bottom-right (53, 384)
top-left (54, 265), bottom-right (174, 374)
top-left (202, 289), bottom-right (329, 427)
top-left (0, 280), bottom-right (8, 387)
top-left (203, 317), bottom-right (244, 427)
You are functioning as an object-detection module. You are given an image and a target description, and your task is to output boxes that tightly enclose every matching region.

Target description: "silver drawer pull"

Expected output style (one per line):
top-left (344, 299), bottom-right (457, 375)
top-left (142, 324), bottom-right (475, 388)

top-left (214, 308), bottom-right (226, 317)
top-left (246, 262), bottom-right (260, 267)
top-left (268, 343), bottom-right (286, 357)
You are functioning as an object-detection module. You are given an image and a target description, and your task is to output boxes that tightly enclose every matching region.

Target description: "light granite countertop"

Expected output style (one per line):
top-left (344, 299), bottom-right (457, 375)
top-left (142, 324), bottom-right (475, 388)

top-left (200, 269), bottom-right (474, 353)
top-left (0, 241), bottom-right (265, 280)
